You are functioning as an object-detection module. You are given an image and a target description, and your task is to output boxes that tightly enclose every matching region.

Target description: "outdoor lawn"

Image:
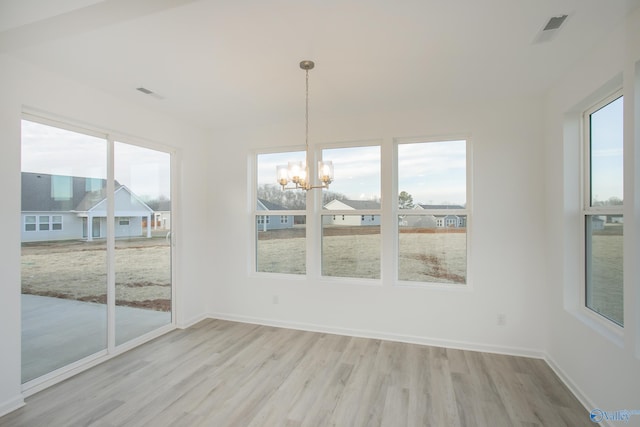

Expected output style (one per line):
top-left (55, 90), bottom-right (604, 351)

top-left (21, 237), bottom-right (171, 312)
top-left (22, 225), bottom-right (623, 325)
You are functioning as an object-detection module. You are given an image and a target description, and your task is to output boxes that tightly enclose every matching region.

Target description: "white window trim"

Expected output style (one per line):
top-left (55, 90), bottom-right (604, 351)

top-left (251, 146), bottom-right (308, 278)
top-left (580, 89), bottom-right (624, 331)
top-left (393, 136), bottom-right (472, 289)
top-left (24, 215), bottom-right (37, 232)
top-left (252, 137), bottom-right (472, 291)
top-left (21, 110), bottom-right (178, 394)
top-left (318, 141), bottom-right (382, 282)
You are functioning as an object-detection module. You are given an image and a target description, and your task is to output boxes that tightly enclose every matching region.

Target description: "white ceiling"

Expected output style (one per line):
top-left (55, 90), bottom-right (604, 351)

top-left (1, 0), bottom-right (639, 130)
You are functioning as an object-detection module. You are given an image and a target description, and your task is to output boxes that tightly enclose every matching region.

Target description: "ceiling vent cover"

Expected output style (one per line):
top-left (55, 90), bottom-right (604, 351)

top-left (543, 15), bottom-right (568, 31)
top-left (533, 14), bottom-right (569, 44)
top-left (136, 87), bottom-right (164, 100)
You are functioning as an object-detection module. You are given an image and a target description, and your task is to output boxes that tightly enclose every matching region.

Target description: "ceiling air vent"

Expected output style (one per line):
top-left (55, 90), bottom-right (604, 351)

top-left (533, 14), bottom-right (568, 44)
top-left (136, 87), bottom-right (164, 100)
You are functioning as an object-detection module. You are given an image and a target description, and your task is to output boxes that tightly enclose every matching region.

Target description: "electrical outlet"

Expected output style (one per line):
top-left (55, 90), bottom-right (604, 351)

top-left (497, 313), bottom-right (506, 326)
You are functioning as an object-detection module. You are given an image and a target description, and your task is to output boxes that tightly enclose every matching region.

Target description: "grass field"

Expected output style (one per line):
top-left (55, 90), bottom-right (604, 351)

top-left (21, 237), bottom-right (171, 311)
top-left (588, 225), bottom-right (624, 325)
top-left (258, 226), bottom-right (467, 283)
top-left (22, 226), bottom-right (623, 324)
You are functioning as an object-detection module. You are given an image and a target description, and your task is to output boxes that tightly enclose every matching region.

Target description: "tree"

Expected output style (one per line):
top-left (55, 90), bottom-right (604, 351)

top-left (398, 191), bottom-right (414, 209)
top-left (322, 191), bottom-right (348, 207)
top-left (257, 184), bottom-right (347, 209)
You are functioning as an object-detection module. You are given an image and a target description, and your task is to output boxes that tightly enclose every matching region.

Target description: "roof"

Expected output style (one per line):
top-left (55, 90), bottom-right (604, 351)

top-left (22, 172), bottom-right (112, 212)
top-left (257, 198), bottom-right (288, 211)
top-left (325, 199), bottom-right (381, 210)
top-left (20, 172), bottom-right (153, 213)
top-left (417, 204), bottom-right (465, 210)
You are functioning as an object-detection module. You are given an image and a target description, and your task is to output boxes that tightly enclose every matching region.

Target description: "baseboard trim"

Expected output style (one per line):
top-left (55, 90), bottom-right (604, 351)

top-left (0, 395), bottom-right (25, 418)
top-left (177, 312), bottom-right (208, 329)
top-left (207, 311), bottom-right (544, 359)
top-left (543, 354), bottom-right (608, 426)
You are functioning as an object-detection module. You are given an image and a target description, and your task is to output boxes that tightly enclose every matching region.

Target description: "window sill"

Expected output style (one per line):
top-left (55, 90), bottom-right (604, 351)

top-left (568, 307), bottom-right (624, 348)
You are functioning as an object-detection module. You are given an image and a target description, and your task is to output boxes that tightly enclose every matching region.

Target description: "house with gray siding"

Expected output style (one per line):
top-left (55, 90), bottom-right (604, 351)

top-left (21, 172), bottom-right (154, 242)
top-left (256, 199), bottom-right (294, 231)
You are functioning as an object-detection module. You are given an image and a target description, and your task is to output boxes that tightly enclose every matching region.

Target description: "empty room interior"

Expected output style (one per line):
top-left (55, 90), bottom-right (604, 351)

top-left (1, 0), bottom-right (640, 426)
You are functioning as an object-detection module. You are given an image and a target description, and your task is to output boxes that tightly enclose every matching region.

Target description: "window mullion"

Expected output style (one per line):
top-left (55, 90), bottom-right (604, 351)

top-left (106, 136), bottom-right (116, 352)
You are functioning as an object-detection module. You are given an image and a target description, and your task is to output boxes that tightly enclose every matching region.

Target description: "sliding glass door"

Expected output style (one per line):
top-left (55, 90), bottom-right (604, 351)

top-left (114, 142), bottom-right (172, 346)
top-left (21, 118), bottom-right (173, 384)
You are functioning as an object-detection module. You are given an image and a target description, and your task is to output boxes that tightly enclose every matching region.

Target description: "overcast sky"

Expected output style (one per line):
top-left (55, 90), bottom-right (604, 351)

top-left (258, 142), bottom-right (466, 206)
top-left (24, 99), bottom-right (622, 207)
top-left (590, 96), bottom-right (623, 203)
top-left (21, 120), bottom-right (171, 201)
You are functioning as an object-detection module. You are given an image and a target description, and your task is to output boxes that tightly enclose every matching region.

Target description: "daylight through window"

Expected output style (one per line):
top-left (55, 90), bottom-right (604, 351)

top-left (584, 93), bottom-right (624, 326)
top-left (397, 140), bottom-right (468, 285)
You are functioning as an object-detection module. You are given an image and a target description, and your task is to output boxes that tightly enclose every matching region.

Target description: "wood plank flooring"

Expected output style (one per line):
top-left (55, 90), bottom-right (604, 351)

top-left (1, 319), bottom-right (590, 426)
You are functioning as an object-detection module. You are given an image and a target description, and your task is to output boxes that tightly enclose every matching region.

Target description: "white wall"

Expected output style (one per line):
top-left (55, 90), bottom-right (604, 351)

top-left (0, 54), bottom-right (211, 415)
top-left (209, 94), bottom-right (548, 356)
top-left (543, 8), bottom-right (640, 414)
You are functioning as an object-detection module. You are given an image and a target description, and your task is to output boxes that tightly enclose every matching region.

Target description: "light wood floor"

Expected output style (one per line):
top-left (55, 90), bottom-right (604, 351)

top-left (1, 319), bottom-right (589, 426)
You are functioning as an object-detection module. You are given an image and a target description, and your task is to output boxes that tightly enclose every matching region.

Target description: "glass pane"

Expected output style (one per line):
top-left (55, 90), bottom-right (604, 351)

top-left (256, 215), bottom-right (306, 274)
top-left (398, 215), bottom-right (467, 284)
top-left (322, 215), bottom-right (380, 279)
top-left (398, 140), bottom-right (466, 209)
top-left (257, 151), bottom-right (306, 210)
top-left (585, 215), bottom-right (623, 326)
top-left (21, 119), bottom-right (107, 383)
top-left (322, 146), bottom-right (380, 208)
top-left (590, 96), bottom-right (623, 207)
top-left (114, 142), bottom-right (172, 346)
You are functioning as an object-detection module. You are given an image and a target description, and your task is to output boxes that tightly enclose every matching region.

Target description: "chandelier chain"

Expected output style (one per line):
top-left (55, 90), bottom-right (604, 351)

top-left (276, 60), bottom-right (333, 191)
top-left (305, 68), bottom-right (309, 150)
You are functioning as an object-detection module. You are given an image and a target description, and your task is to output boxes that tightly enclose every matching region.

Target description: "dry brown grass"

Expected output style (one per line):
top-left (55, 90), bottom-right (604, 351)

top-left (21, 238), bottom-right (171, 311)
top-left (22, 227), bottom-right (623, 323)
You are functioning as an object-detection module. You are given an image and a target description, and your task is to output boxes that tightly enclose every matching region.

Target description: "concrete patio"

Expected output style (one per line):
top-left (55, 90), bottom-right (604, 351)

top-left (22, 294), bottom-right (171, 383)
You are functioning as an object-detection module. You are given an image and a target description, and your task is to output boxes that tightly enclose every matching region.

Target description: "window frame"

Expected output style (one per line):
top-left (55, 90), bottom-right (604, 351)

top-left (24, 215), bottom-right (37, 232)
top-left (252, 147), bottom-right (308, 277)
top-left (394, 137), bottom-right (472, 288)
top-left (318, 141), bottom-right (382, 282)
top-left (251, 136), bottom-right (471, 289)
top-left (581, 90), bottom-right (624, 328)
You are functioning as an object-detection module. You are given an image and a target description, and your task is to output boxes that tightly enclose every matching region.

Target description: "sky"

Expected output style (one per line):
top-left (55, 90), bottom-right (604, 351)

top-left (23, 97), bottom-right (621, 207)
top-left (590, 95), bottom-right (624, 203)
top-left (21, 120), bottom-right (171, 201)
top-left (257, 142), bottom-right (467, 205)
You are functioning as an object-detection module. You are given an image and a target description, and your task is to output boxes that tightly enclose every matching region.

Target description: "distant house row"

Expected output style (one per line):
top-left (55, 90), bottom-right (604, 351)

top-left (21, 172), bottom-right (170, 242)
top-left (257, 199), bottom-right (466, 231)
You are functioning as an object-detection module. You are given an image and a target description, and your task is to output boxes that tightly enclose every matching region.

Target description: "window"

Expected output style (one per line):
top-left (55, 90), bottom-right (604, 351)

top-left (118, 218), bottom-right (130, 226)
top-left (397, 140), bottom-right (468, 284)
top-left (38, 215), bottom-right (50, 231)
top-left (51, 175), bottom-right (72, 200)
top-left (584, 93), bottom-right (623, 326)
top-left (52, 215), bottom-right (63, 230)
top-left (24, 215), bottom-right (36, 231)
top-left (255, 151), bottom-right (306, 275)
top-left (253, 139), bottom-right (469, 284)
top-left (322, 145), bottom-right (381, 279)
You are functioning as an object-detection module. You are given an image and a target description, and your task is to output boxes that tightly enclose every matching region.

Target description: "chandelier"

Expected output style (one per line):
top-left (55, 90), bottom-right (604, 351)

top-left (276, 60), bottom-right (334, 191)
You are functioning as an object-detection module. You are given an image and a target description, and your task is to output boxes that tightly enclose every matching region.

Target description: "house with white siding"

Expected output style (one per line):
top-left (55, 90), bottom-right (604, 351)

top-left (323, 199), bottom-right (381, 226)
